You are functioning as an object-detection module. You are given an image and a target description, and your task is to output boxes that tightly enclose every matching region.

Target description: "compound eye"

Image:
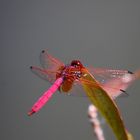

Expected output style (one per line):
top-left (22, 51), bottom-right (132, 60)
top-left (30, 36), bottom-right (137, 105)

top-left (71, 60), bottom-right (83, 68)
top-left (71, 60), bottom-right (77, 66)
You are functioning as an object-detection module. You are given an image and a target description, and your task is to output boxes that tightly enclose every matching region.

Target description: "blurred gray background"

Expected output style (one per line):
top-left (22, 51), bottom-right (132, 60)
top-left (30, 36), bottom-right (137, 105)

top-left (1, 0), bottom-right (140, 140)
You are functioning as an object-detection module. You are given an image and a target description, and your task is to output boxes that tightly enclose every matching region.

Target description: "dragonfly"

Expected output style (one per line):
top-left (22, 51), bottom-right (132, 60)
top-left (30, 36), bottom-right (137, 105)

top-left (28, 50), bottom-right (138, 115)
top-left (28, 50), bottom-right (139, 140)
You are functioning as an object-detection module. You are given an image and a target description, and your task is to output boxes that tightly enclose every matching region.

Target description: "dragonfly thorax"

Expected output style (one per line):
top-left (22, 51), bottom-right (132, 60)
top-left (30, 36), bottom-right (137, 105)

top-left (61, 65), bottom-right (82, 80)
top-left (55, 60), bottom-right (84, 83)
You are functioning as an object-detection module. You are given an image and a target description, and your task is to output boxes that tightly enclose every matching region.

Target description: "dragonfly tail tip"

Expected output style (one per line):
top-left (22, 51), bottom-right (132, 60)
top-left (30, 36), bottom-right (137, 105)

top-left (28, 110), bottom-right (36, 116)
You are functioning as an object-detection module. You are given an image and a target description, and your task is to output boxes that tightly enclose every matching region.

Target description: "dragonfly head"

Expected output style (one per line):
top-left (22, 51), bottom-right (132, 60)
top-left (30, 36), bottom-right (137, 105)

top-left (70, 60), bottom-right (83, 68)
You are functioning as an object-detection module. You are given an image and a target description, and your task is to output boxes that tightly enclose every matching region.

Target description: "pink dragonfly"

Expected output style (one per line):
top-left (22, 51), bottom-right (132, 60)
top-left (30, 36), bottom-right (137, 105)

top-left (28, 50), bottom-right (139, 116)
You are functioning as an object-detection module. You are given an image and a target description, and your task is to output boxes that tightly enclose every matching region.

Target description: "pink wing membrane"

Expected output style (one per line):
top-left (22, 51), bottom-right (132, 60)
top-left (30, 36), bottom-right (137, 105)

top-left (30, 66), bottom-right (57, 83)
top-left (88, 67), bottom-right (139, 99)
top-left (88, 67), bottom-right (129, 82)
top-left (101, 74), bottom-right (134, 99)
top-left (31, 50), bottom-right (64, 83)
top-left (40, 50), bottom-right (64, 70)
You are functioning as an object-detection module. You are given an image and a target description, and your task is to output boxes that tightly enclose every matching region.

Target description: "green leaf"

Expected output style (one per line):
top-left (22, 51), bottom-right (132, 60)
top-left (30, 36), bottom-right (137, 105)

top-left (81, 69), bottom-right (132, 140)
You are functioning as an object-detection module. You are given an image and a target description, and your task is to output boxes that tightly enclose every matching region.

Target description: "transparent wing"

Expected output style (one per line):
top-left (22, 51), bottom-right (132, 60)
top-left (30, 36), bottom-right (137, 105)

top-left (30, 50), bottom-right (65, 83)
top-left (30, 66), bottom-right (58, 83)
top-left (87, 67), bottom-right (132, 83)
top-left (40, 49), bottom-right (64, 70)
top-left (87, 67), bottom-right (134, 99)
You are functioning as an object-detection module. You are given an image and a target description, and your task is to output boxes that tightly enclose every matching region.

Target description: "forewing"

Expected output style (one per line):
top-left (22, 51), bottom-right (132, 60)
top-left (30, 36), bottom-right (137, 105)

top-left (30, 66), bottom-right (57, 83)
top-left (40, 50), bottom-right (64, 70)
top-left (87, 67), bottom-right (130, 83)
top-left (87, 67), bottom-right (134, 99)
top-left (30, 50), bottom-right (65, 83)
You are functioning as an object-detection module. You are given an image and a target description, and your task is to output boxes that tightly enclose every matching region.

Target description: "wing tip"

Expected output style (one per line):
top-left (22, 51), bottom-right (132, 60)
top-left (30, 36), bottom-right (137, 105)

top-left (30, 66), bottom-right (33, 69)
top-left (41, 50), bottom-right (45, 53)
top-left (127, 70), bottom-right (134, 74)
